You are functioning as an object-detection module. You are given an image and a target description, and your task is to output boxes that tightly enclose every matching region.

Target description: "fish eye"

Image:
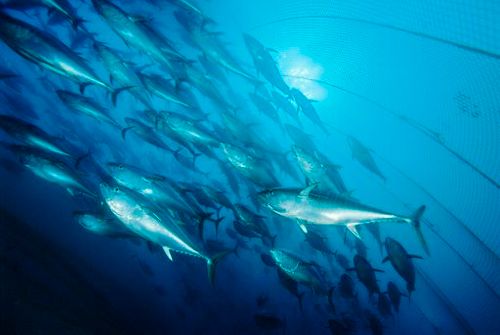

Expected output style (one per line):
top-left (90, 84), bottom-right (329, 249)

top-left (114, 187), bottom-right (119, 192)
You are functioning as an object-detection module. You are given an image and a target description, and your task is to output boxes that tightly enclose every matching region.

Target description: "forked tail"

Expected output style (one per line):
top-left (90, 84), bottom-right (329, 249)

top-left (411, 205), bottom-right (429, 256)
top-left (207, 250), bottom-right (232, 287)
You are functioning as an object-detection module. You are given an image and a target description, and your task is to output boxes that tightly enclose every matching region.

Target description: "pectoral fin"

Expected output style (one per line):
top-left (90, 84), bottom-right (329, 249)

top-left (162, 247), bottom-right (173, 261)
top-left (347, 224), bottom-right (361, 239)
top-left (297, 220), bottom-right (308, 234)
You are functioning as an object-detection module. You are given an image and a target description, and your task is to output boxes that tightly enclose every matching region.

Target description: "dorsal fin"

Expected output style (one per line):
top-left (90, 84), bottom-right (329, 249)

top-left (299, 183), bottom-right (318, 198)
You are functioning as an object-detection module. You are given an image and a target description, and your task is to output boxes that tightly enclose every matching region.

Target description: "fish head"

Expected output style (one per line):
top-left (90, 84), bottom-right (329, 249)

top-left (257, 188), bottom-right (297, 215)
top-left (269, 249), bottom-right (285, 265)
top-left (384, 237), bottom-right (401, 255)
top-left (99, 181), bottom-right (133, 215)
top-left (353, 254), bottom-right (367, 267)
top-left (91, 0), bottom-right (117, 17)
top-left (55, 90), bottom-right (74, 103)
top-left (242, 33), bottom-right (261, 52)
top-left (220, 142), bottom-right (238, 157)
top-left (0, 13), bottom-right (30, 43)
top-left (107, 161), bottom-right (126, 174)
top-left (75, 212), bottom-right (104, 232)
top-left (173, 10), bottom-right (197, 31)
top-left (291, 145), bottom-right (303, 159)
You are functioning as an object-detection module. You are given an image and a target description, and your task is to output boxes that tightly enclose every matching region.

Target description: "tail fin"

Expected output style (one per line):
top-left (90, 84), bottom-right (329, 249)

top-left (75, 149), bottom-right (91, 169)
top-left (79, 82), bottom-right (91, 94)
top-left (207, 250), bottom-right (231, 287)
top-left (212, 216), bottom-right (224, 236)
top-left (121, 126), bottom-right (134, 140)
top-left (112, 86), bottom-right (134, 106)
top-left (411, 205), bottom-right (429, 256)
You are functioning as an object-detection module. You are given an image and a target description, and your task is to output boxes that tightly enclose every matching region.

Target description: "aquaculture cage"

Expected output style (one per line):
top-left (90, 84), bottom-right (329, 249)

top-left (0, 1), bottom-right (498, 334)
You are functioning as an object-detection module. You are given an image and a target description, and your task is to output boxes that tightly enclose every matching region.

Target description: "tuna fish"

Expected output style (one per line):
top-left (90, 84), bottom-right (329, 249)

top-left (258, 183), bottom-right (427, 249)
top-left (6, 144), bottom-right (95, 197)
top-left (100, 182), bottom-right (229, 285)
top-left (383, 237), bottom-right (423, 295)
top-left (270, 248), bottom-right (327, 293)
top-left (73, 211), bottom-right (135, 238)
top-left (0, 115), bottom-right (70, 156)
top-left (347, 255), bottom-right (382, 297)
top-left (0, 13), bottom-right (110, 93)
top-left (56, 90), bottom-right (120, 128)
top-left (347, 136), bottom-right (386, 182)
top-left (386, 281), bottom-right (406, 312)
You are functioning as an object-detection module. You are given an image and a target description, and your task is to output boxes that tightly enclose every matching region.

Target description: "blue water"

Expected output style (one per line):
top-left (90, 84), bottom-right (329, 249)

top-left (0, 1), bottom-right (499, 334)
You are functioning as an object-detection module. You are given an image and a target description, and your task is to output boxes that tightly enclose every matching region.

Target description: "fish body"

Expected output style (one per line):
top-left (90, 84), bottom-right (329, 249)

top-left (350, 255), bottom-right (380, 296)
top-left (338, 273), bottom-right (356, 299)
top-left (347, 136), bottom-right (386, 181)
top-left (123, 117), bottom-right (173, 152)
top-left (277, 268), bottom-right (304, 310)
top-left (0, 115), bottom-right (69, 156)
top-left (221, 143), bottom-right (277, 187)
top-left (377, 293), bottom-right (392, 317)
top-left (74, 211), bottom-right (134, 237)
top-left (93, 42), bottom-right (151, 108)
top-left (290, 88), bottom-right (328, 134)
top-left (140, 73), bottom-right (193, 108)
top-left (383, 237), bottom-right (421, 294)
top-left (258, 185), bottom-right (425, 239)
top-left (92, 0), bottom-right (170, 67)
top-left (243, 34), bottom-right (289, 94)
top-left (387, 281), bottom-right (405, 312)
top-left (56, 90), bottom-right (119, 127)
top-left (0, 13), bottom-right (109, 90)
top-left (107, 162), bottom-right (183, 205)
top-left (3, 0), bottom-right (84, 29)
top-left (8, 145), bottom-right (93, 196)
top-left (100, 182), bottom-right (227, 285)
top-left (162, 112), bottom-right (219, 147)
top-left (270, 248), bottom-right (325, 292)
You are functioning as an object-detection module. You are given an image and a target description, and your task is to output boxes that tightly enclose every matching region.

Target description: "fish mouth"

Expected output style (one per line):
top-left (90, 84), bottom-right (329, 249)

top-left (268, 249), bottom-right (279, 261)
top-left (256, 191), bottom-right (268, 204)
top-left (99, 181), bottom-right (118, 197)
top-left (256, 188), bottom-right (276, 203)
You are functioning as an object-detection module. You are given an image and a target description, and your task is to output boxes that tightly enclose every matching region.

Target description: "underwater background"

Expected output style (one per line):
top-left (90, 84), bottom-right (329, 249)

top-left (0, 0), bottom-right (499, 334)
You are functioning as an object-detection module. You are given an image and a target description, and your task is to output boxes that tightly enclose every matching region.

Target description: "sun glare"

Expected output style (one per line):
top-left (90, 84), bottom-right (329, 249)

top-left (278, 48), bottom-right (327, 101)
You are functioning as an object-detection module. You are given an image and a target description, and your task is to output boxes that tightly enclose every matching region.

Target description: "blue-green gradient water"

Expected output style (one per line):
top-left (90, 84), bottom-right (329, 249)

top-left (0, 1), bottom-right (499, 334)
